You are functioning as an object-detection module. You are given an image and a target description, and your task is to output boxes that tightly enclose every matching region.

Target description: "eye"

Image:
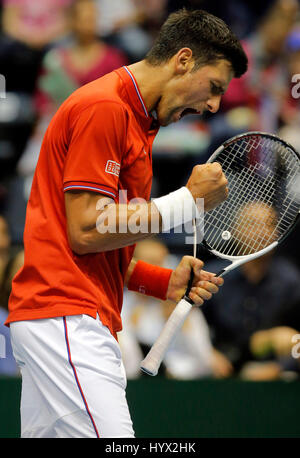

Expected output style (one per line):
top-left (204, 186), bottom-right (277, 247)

top-left (210, 82), bottom-right (225, 96)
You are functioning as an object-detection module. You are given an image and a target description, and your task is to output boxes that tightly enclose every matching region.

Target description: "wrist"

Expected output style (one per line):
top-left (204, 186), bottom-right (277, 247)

top-left (127, 260), bottom-right (173, 301)
top-left (153, 186), bottom-right (200, 232)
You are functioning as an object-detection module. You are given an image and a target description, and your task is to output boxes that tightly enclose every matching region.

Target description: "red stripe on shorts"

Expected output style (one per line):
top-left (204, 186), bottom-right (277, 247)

top-left (63, 316), bottom-right (100, 438)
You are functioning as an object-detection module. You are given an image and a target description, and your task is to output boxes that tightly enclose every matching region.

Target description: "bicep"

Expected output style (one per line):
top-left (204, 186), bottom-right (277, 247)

top-left (64, 191), bottom-right (112, 251)
top-left (63, 102), bottom-right (127, 199)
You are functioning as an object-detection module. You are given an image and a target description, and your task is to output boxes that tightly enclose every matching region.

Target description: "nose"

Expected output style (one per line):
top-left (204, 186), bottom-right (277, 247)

top-left (206, 95), bottom-right (221, 114)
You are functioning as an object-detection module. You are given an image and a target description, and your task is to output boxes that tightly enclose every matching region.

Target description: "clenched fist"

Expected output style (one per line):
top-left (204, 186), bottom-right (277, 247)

top-left (186, 162), bottom-right (228, 212)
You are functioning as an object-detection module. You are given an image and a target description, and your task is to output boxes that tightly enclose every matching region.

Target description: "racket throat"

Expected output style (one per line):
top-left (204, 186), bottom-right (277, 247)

top-left (214, 241), bottom-right (278, 277)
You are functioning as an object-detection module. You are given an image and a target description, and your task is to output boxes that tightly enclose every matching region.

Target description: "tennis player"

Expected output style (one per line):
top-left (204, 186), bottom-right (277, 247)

top-left (6, 9), bottom-right (247, 437)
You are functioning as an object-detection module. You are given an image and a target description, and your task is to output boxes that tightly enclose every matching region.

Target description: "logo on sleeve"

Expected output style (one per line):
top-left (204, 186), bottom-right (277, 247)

top-left (105, 160), bottom-right (120, 177)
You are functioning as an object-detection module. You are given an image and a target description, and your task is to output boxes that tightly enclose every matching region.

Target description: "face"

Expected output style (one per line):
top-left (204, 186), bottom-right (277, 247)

top-left (233, 202), bottom-right (278, 255)
top-left (155, 56), bottom-right (233, 126)
top-left (71, 0), bottom-right (98, 41)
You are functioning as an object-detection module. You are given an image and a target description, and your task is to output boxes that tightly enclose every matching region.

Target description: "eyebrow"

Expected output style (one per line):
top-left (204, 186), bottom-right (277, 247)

top-left (211, 80), bottom-right (227, 95)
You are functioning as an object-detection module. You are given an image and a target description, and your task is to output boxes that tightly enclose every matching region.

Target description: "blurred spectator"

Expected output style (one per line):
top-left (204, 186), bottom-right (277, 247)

top-left (0, 0), bottom-right (75, 187)
top-left (119, 238), bottom-right (214, 380)
top-left (206, 0), bottom-right (299, 154)
top-left (167, 0), bottom-right (276, 38)
top-left (96, 0), bottom-right (167, 62)
top-left (0, 0), bottom-right (71, 112)
top-left (0, 3), bottom-right (3, 31)
top-left (263, 23), bottom-right (300, 267)
top-left (223, 0), bottom-right (298, 112)
top-left (35, 0), bottom-right (128, 119)
top-left (0, 215), bottom-right (20, 375)
top-left (201, 202), bottom-right (300, 380)
top-left (0, 0), bottom-right (74, 96)
top-left (277, 25), bottom-right (300, 151)
top-left (151, 116), bottom-right (211, 198)
top-left (17, 0), bottom-right (128, 200)
top-left (0, 215), bottom-right (10, 288)
top-left (243, 325), bottom-right (300, 380)
top-left (203, 252), bottom-right (300, 380)
top-left (1, 0), bottom-right (73, 50)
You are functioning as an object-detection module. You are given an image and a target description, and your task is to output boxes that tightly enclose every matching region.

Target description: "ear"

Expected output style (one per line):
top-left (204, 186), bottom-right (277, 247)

top-left (174, 48), bottom-right (194, 75)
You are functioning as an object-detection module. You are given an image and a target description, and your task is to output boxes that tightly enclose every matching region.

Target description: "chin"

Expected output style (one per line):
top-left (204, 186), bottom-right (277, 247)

top-left (158, 119), bottom-right (168, 127)
top-left (157, 115), bottom-right (172, 127)
top-left (156, 116), bottom-right (165, 127)
top-left (155, 107), bottom-right (168, 127)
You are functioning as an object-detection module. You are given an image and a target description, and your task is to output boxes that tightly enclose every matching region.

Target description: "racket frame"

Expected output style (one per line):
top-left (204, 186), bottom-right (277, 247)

top-left (205, 130), bottom-right (300, 256)
top-left (140, 131), bottom-right (300, 376)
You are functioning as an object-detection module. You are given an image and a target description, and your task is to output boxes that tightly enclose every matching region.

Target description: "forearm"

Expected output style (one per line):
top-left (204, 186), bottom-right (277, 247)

top-left (65, 182), bottom-right (209, 255)
top-left (65, 185), bottom-right (202, 255)
top-left (68, 201), bottom-right (162, 255)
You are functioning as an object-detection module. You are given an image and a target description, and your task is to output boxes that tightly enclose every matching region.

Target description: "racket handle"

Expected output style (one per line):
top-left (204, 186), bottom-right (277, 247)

top-left (140, 297), bottom-right (193, 376)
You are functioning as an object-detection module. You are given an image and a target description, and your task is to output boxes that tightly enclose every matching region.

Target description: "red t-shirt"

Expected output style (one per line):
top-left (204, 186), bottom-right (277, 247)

top-left (6, 66), bottom-right (159, 338)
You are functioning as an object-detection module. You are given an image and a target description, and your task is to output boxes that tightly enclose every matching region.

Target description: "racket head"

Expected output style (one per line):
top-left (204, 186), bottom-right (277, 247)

top-left (202, 131), bottom-right (300, 260)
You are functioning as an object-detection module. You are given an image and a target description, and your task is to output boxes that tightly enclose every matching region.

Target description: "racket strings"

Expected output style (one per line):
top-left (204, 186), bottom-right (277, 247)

top-left (203, 135), bottom-right (300, 257)
top-left (235, 145), bottom-right (298, 251)
top-left (206, 150), bottom-right (278, 254)
top-left (225, 162), bottom-right (282, 255)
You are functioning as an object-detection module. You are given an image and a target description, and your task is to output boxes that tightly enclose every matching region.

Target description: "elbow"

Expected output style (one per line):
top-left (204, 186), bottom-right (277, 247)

top-left (67, 226), bottom-right (110, 255)
top-left (67, 228), bottom-right (93, 256)
top-left (70, 240), bottom-right (89, 256)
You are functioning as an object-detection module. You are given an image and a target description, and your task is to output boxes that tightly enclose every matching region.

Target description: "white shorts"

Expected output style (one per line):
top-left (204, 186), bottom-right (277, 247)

top-left (10, 314), bottom-right (135, 438)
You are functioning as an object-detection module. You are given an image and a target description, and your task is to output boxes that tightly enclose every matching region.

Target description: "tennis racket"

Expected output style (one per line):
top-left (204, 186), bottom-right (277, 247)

top-left (141, 131), bottom-right (300, 376)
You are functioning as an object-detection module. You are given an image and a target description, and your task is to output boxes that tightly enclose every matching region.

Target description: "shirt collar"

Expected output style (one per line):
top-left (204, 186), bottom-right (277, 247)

top-left (116, 66), bottom-right (159, 131)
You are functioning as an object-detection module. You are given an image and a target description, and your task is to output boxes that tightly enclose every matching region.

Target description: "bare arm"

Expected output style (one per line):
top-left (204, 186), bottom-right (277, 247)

top-left (65, 189), bottom-right (224, 305)
top-left (64, 191), bottom-right (162, 255)
top-left (64, 163), bottom-right (228, 255)
top-left (65, 180), bottom-right (225, 306)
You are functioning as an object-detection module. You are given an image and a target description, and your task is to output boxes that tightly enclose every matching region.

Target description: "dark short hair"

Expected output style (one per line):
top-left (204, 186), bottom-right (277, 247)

top-left (146, 9), bottom-right (248, 78)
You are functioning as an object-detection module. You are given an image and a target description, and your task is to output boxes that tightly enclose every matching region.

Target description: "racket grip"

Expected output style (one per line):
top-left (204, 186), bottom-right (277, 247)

top-left (140, 298), bottom-right (193, 376)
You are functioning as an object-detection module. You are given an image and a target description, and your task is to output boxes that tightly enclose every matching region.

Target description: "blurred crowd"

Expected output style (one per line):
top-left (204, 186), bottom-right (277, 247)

top-left (1, 0), bottom-right (300, 380)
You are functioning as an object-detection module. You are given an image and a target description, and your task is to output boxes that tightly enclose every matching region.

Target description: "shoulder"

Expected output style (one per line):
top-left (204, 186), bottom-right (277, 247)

top-left (60, 72), bottom-right (130, 126)
top-left (71, 99), bottom-right (129, 133)
top-left (69, 71), bottom-right (122, 103)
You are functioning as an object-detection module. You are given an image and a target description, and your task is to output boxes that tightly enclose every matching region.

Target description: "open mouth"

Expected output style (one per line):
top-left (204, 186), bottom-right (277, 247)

top-left (179, 108), bottom-right (200, 119)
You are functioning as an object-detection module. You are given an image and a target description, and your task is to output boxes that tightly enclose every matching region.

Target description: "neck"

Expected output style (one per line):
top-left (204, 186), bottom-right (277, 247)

top-left (127, 60), bottom-right (170, 113)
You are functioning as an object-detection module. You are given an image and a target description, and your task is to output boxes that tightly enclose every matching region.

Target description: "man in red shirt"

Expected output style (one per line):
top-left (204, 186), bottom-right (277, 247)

top-left (7, 9), bottom-right (247, 437)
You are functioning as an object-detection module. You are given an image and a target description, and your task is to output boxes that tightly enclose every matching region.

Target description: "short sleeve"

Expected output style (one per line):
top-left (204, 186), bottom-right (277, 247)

top-left (63, 101), bottom-right (128, 200)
